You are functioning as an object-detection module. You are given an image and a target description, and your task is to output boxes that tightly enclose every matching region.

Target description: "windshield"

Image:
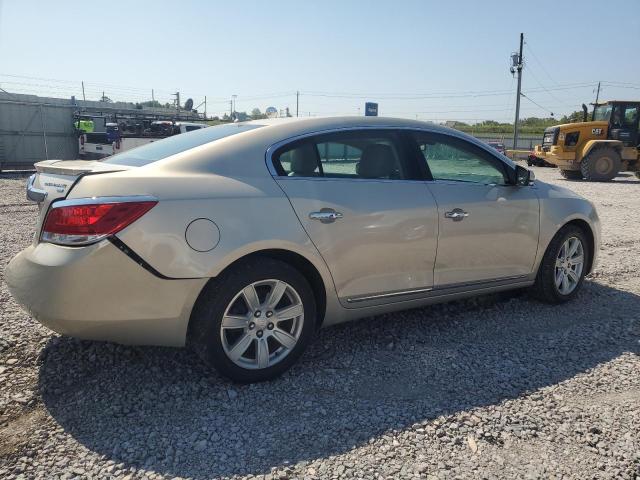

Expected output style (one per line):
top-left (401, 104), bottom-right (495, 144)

top-left (102, 123), bottom-right (264, 167)
top-left (593, 104), bottom-right (613, 122)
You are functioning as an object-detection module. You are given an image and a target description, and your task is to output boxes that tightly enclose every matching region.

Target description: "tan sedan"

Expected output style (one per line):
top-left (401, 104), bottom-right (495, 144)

top-left (6, 117), bottom-right (600, 382)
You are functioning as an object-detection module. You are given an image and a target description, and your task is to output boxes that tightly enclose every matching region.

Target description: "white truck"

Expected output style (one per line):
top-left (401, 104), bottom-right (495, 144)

top-left (78, 121), bottom-right (207, 159)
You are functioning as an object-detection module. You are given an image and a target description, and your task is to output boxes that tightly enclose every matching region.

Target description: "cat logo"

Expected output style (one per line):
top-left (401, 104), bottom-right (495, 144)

top-left (591, 128), bottom-right (603, 135)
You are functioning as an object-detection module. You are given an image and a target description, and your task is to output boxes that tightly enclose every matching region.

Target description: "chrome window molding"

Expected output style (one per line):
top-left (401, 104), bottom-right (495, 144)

top-left (276, 176), bottom-right (430, 185)
top-left (264, 125), bottom-right (515, 180)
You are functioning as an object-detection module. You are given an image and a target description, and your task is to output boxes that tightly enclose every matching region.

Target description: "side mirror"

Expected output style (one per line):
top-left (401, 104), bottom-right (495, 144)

top-left (515, 165), bottom-right (534, 186)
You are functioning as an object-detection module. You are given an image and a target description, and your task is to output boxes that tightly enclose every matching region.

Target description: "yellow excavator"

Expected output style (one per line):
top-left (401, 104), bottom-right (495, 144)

top-left (532, 100), bottom-right (640, 181)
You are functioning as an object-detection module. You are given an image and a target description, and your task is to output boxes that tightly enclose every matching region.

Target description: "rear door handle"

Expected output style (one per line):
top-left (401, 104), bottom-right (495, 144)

top-left (309, 209), bottom-right (343, 223)
top-left (444, 208), bottom-right (469, 221)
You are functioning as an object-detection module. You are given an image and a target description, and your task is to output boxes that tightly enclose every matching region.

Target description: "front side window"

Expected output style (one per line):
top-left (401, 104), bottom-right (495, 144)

top-left (412, 132), bottom-right (507, 185)
top-left (273, 130), bottom-right (412, 180)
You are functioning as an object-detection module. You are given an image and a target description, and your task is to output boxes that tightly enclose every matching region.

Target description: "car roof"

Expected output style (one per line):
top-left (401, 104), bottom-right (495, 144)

top-left (225, 116), bottom-right (481, 146)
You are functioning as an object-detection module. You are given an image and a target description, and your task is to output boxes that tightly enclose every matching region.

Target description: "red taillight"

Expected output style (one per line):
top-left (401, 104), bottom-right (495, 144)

top-left (41, 199), bottom-right (157, 245)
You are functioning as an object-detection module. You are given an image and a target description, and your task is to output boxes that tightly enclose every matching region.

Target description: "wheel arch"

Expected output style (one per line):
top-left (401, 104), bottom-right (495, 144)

top-left (192, 248), bottom-right (328, 331)
top-left (559, 219), bottom-right (596, 274)
top-left (578, 139), bottom-right (623, 161)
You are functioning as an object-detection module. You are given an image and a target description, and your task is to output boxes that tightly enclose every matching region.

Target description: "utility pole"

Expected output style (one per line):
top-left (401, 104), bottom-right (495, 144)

top-left (232, 95), bottom-right (237, 120)
top-left (512, 32), bottom-right (524, 151)
top-left (81, 81), bottom-right (86, 101)
top-left (296, 91), bottom-right (299, 117)
top-left (152, 89), bottom-right (155, 102)
top-left (591, 81), bottom-right (601, 120)
top-left (229, 100), bottom-right (233, 119)
top-left (204, 96), bottom-right (207, 120)
top-left (172, 92), bottom-right (180, 117)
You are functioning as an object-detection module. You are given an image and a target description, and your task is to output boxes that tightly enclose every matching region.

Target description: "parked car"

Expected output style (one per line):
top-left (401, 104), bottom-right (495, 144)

top-left (6, 117), bottom-right (600, 382)
top-left (486, 141), bottom-right (506, 155)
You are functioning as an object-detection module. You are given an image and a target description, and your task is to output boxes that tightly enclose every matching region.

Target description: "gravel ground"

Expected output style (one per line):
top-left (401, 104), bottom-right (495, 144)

top-left (0, 167), bottom-right (639, 480)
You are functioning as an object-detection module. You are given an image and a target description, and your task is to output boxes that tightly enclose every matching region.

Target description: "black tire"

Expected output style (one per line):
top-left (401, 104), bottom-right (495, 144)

top-left (531, 225), bottom-right (590, 304)
top-left (580, 147), bottom-right (620, 182)
top-left (559, 169), bottom-right (583, 180)
top-left (188, 257), bottom-right (316, 383)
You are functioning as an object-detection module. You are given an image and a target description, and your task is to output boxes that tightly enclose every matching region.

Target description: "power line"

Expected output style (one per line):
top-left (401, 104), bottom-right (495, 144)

top-left (524, 41), bottom-right (560, 86)
top-left (520, 92), bottom-right (555, 116)
top-left (524, 63), bottom-right (572, 106)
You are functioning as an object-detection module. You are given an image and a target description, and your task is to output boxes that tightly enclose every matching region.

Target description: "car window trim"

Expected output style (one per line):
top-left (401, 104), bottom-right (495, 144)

top-left (265, 125), bottom-right (516, 184)
top-left (310, 129), bottom-right (415, 181)
top-left (406, 130), bottom-right (512, 186)
top-left (271, 128), bottom-right (420, 181)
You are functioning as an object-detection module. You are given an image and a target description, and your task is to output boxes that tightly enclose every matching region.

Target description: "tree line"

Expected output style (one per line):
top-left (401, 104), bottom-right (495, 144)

top-left (454, 110), bottom-right (586, 135)
top-left (130, 100), bottom-right (588, 134)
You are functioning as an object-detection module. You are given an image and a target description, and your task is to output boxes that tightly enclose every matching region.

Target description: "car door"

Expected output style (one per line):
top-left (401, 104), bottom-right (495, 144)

top-left (271, 129), bottom-right (439, 306)
top-left (409, 131), bottom-right (540, 287)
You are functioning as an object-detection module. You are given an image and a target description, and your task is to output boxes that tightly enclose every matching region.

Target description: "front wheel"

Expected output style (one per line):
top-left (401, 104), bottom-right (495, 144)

top-left (531, 225), bottom-right (589, 304)
top-left (580, 147), bottom-right (620, 181)
top-left (189, 258), bottom-right (316, 383)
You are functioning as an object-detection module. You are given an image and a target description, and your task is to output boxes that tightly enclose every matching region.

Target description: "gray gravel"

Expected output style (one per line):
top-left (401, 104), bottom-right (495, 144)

top-left (1, 167), bottom-right (639, 479)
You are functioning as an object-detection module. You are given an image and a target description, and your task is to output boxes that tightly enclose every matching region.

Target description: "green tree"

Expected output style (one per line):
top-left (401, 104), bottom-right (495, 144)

top-left (251, 108), bottom-right (267, 119)
top-left (141, 100), bottom-right (163, 108)
top-left (559, 110), bottom-right (586, 124)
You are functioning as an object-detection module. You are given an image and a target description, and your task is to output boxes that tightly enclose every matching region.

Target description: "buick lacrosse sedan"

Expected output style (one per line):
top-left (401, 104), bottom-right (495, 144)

top-left (6, 117), bottom-right (600, 382)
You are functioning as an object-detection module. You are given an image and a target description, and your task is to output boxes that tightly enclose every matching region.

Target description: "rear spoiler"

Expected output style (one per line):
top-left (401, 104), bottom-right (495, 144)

top-left (34, 159), bottom-right (131, 176)
top-left (27, 160), bottom-right (133, 203)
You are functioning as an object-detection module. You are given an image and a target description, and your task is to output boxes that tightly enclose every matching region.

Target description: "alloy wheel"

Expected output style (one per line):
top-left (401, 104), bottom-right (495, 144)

top-left (554, 236), bottom-right (584, 295)
top-left (220, 279), bottom-right (304, 370)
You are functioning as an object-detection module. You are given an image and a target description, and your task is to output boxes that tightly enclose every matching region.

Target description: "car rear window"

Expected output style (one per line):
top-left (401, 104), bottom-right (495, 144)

top-left (102, 123), bottom-right (263, 167)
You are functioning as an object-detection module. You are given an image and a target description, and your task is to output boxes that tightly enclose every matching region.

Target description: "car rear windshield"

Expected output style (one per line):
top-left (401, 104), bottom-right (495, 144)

top-left (102, 123), bottom-right (264, 167)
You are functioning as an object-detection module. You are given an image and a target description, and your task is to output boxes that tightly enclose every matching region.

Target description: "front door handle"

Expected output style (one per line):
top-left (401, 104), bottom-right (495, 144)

top-left (444, 208), bottom-right (469, 221)
top-left (309, 209), bottom-right (343, 223)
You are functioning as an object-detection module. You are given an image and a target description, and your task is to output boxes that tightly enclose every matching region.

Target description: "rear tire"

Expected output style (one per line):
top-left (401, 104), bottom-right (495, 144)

top-left (531, 225), bottom-right (589, 304)
top-left (560, 169), bottom-right (583, 180)
top-left (580, 147), bottom-right (620, 181)
top-left (188, 258), bottom-right (316, 383)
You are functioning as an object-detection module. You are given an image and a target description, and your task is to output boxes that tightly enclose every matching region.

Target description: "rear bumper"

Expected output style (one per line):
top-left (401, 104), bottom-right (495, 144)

top-left (5, 241), bottom-right (207, 347)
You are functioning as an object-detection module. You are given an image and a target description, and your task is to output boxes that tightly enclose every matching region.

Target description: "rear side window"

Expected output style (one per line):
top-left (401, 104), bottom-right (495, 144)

top-left (103, 123), bottom-right (263, 167)
top-left (273, 130), bottom-right (414, 180)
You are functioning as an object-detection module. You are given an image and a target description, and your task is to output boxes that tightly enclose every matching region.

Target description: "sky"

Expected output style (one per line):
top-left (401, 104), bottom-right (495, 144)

top-left (1, 0), bottom-right (639, 122)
